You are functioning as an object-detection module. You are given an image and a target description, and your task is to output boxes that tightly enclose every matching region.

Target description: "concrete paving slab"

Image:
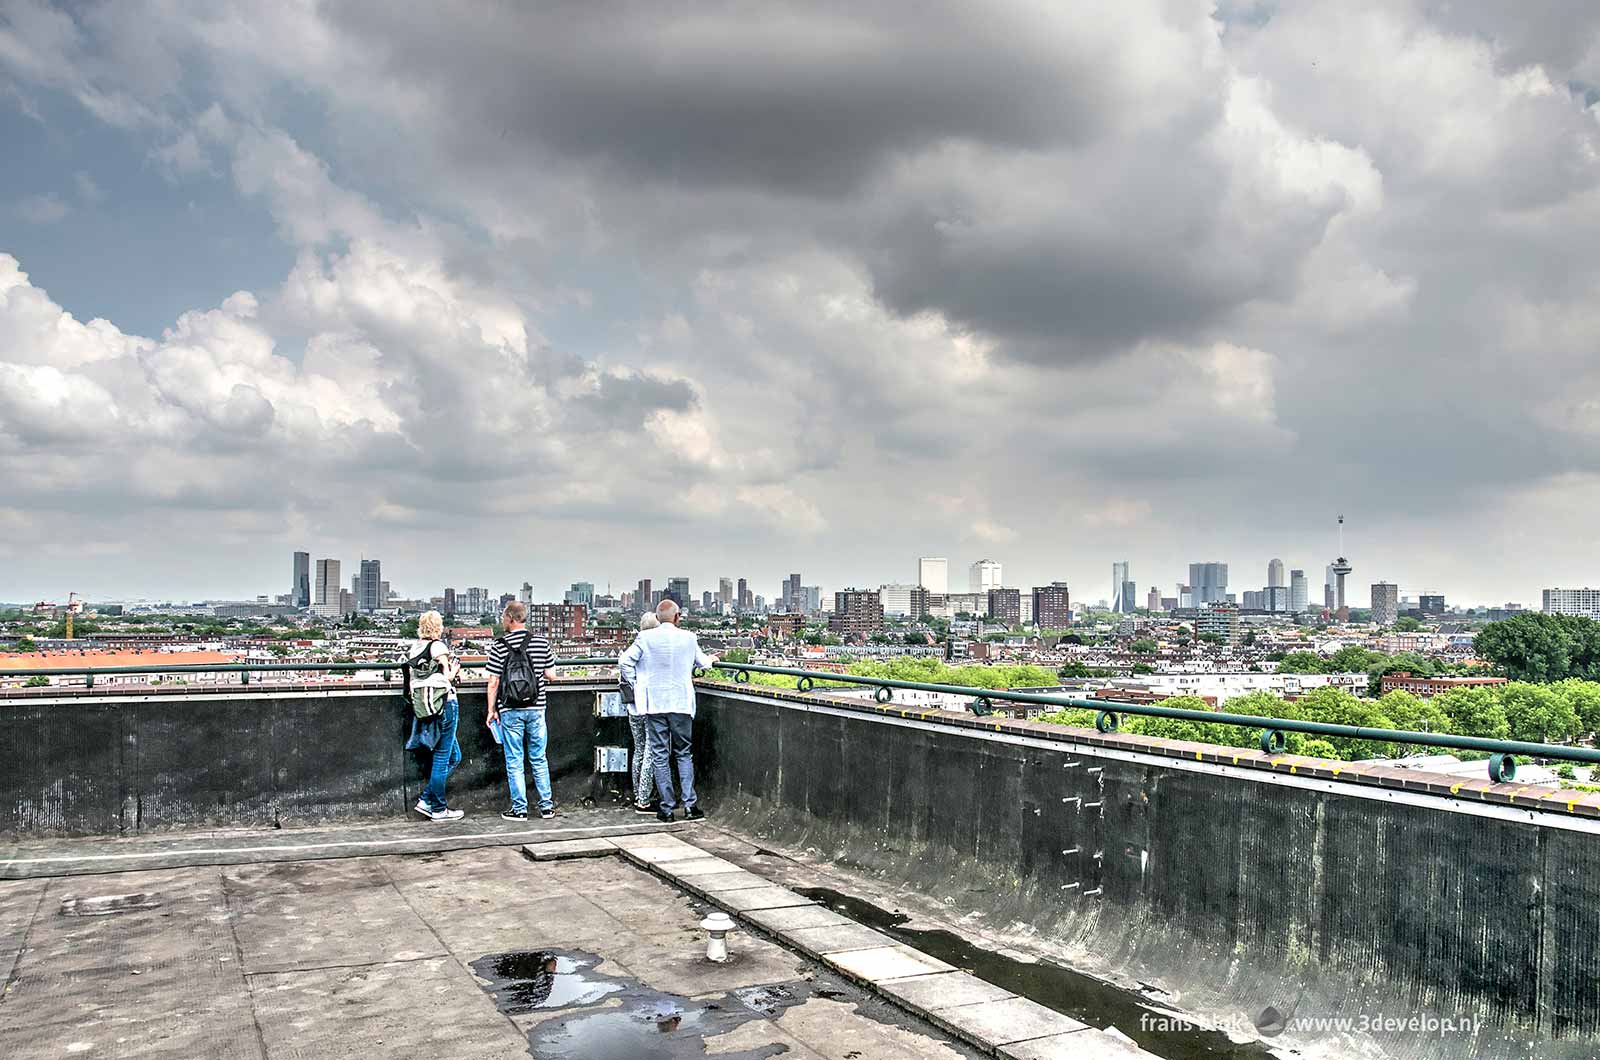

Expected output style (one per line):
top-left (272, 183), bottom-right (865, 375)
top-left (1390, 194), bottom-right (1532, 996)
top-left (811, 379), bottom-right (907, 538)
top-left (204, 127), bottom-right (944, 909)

top-left (741, 903), bottom-right (856, 932)
top-left (521, 837), bottom-right (618, 860)
top-left (879, 971), bottom-right (1017, 1011)
top-left (931, 996), bottom-right (1089, 1047)
top-left (607, 830), bottom-right (694, 850)
top-left (601, 931), bottom-right (812, 998)
top-left (0, 878), bottom-right (46, 988)
top-left (620, 844), bottom-right (708, 863)
top-left (231, 883), bottom-right (445, 974)
top-left (249, 955), bottom-right (530, 1059)
top-left (714, 885), bottom-right (824, 913)
top-left (824, 944), bottom-right (957, 984)
top-left (999, 1028), bottom-right (1155, 1058)
top-left (783, 921), bottom-right (901, 956)
top-left (656, 855), bottom-right (747, 875)
top-left (773, 995), bottom-right (975, 1060)
top-left (670, 867), bottom-right (774, 893)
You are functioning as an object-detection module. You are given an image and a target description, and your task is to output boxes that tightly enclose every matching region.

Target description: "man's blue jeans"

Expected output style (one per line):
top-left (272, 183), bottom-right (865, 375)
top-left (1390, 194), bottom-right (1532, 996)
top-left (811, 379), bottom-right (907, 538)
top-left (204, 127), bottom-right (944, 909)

top-left (422, 697), bottom-right (462, 812)
top-left (646, 713), bottom-right (695, 812)
top-left (501, 708), bottom-right (553, 814)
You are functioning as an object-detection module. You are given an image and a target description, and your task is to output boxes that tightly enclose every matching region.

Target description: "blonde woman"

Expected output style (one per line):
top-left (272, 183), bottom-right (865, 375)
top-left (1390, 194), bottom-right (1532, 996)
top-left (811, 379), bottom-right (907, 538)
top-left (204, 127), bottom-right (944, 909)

top-left (406, 610), bottom-right (463, 820)
top-left (624, 613), bottom-right (659, 813)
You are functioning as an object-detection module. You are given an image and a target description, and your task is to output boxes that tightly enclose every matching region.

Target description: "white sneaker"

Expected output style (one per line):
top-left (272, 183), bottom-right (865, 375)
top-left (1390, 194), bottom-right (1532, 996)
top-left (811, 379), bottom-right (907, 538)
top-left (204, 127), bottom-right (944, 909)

top-left (429, 808), bottom-right (465, 821)
top-left (413, 800), bottom-right (432, 817)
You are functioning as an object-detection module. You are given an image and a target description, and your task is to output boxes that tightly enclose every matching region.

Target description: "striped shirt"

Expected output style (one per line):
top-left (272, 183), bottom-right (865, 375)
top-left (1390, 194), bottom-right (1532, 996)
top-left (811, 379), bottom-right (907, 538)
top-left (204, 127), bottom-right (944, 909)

top-left (486, 629), bottom-right (553, 709)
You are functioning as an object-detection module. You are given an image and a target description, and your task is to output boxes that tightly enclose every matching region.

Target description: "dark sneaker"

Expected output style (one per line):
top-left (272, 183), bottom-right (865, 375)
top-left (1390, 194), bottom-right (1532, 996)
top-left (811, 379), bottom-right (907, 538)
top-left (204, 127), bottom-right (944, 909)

top-left (539, 807), bottom-right (555, 820)
top-left (634, 803), bottom-right (657, 815)
top-left (501, 809), bottom-right (528, 821)
top-left (656, 809), bottom-right (674, 823)
top-left (685, 806), bottom-right (707, 821)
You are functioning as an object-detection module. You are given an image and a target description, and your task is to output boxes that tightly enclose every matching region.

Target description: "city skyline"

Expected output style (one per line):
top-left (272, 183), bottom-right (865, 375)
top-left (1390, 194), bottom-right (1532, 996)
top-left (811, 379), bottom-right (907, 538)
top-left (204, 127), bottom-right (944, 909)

top-left (6, 5), bottom-right (1600, 607)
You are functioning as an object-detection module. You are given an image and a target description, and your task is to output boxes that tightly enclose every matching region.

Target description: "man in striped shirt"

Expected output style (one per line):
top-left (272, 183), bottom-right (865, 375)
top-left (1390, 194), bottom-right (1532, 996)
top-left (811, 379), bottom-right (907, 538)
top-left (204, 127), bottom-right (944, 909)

top-left (486, 601), bottom-right (557, 820)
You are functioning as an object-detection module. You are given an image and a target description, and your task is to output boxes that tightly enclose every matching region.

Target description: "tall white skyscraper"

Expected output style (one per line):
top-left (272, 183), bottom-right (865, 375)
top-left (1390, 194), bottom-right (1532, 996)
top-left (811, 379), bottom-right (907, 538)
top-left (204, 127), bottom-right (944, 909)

top-left (312, 558), bottom-right (342, 617)
top-left (1188, 562), bottom-right (1228, 606)
top-left (1289, 569), bottom-right (1309, 613)
top-left (357, 558), bottom-right (382, 611)
top-left (969, 559), bottom-right (1002, 593)
top-left (1112, 561), bottom-right (1130, 611)
top-left (918, 557), bottom-right (948, 595)
top-left (1267, 558), bottom-right (1285, 588)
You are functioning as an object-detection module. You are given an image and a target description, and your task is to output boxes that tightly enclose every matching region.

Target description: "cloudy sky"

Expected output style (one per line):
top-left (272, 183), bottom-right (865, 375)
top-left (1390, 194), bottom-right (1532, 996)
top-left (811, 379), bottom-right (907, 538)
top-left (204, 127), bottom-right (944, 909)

top-left (3, 1), bottom-right (1600, 607)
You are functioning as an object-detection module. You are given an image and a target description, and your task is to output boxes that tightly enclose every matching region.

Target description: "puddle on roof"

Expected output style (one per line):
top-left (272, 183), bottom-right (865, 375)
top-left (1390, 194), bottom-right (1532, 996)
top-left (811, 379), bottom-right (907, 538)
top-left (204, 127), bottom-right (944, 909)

top-left (795, 886), bottom-right (1278, 1060)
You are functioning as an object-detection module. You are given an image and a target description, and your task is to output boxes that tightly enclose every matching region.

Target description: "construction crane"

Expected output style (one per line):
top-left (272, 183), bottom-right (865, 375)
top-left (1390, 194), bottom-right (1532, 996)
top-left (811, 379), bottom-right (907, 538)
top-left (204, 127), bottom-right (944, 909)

top-left (64, 592), bottom-right (81, 641)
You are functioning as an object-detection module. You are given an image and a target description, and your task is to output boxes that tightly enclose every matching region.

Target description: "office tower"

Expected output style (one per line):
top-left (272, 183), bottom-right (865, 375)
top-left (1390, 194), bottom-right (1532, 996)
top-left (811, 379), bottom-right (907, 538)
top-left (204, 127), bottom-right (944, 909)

top-left (986, 588), bottom-right (1021, 625)
top-left (1032, 583), bottom-right (1071, 628)
top-left (1542, 589), bottom-right (1600, 618)
top-left (879, 584), bottom-right (919, 617)
top-left (312, 559), bottom-right (342, 617)
top-left (636, 579), bottom-right (652, 611)
top-left (829, 589), bottom-right (884, 638)
top-left (443, 588), bottom-right (457, 615)
top-left (1265, 585), bottom-right (1290, 612)
top-left (718, 578), bottom-right (733, 607)
top-left (1371, 582), bottom-right (1399, 625)
top-left (784, 573), bottom-right (802, 611)
top-left (1289, 570), bottom-right (1308, 613)
top-left (1177, 583), bottom-right (1194, 609)
top-left (1242, 590), bottom-right (1266, 610)
top-left (1268, 558), bottom-right (1285, 588)
top-left (801, 586), bottom-right (822, 613)
top-left (917, 557), bottom-right (948, 595)
top-left (292, 551), bottom-right (311, 608)
top-left (520, 582), bottom-right (534, 608)
top-left (1147, 587), bottom-right (1162, 612)
top-left (1188, 563), bottom-right (1228, 606)
top-left (1330, 515), bottom-right (1354, 620)
top-left (357, 559), bottom-right (382, 611)
top-left (969, 559), bottom-right (1002, 594)
top-left (1111, 562), bottom-right (1130, 612)
top-left (1419, 593), bottom-right (1445, 615)
top-left (702, 590), bottom-right (713, 611)
top-left (564, 582), bottom-right (594, 607)
top-left (1197, 602), bottom-right (1241, 645)
top-left (667, 578), bottom-right (690, 606)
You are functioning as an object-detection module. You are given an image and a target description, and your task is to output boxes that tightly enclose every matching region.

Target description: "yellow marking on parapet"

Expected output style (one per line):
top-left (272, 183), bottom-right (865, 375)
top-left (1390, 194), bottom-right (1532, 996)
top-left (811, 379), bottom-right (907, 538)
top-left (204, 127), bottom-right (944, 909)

top-left (1195, 751), bottom-right (1202, 760)
top-left (1332, 767), bottom-right (1342, 776)
top-left (1450, 783), bottom-right (1462, 795)
top-left (1290, 764), bottom-right (1298, 774)
top-left (1569, 799), bottom-right (1580, 813)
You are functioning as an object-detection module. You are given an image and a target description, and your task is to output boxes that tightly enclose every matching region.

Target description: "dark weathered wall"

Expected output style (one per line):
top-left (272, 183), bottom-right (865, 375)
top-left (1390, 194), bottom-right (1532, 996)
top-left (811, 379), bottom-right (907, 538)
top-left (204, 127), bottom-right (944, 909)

top-left (1, 683), bottom-right (608, 835)
top-left (694, 688), bottom-right (1600, 1060)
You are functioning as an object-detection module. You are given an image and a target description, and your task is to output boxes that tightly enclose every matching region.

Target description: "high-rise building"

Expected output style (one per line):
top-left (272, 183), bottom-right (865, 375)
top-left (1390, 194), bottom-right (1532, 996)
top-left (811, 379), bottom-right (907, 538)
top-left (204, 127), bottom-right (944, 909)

top-left (521, 582), bottom-right (534, 608)
top-left (1197, 602), bottom-right (1241, 646)
top-left (1265, 585), bottom-right (1291, 612)
top-left (801, 585), bottom-right (822, 613)
top-left (986, 588), bottom-right (1021, 625)
top-left (1371, 582), bottom-right (1399, 626)
top-left (443, 587), bottom-right (457, 615)
top-left (879, 584), bottom-right (920, 617)
top-left (666, 578), bottom-right (690, 606)
top-left (784, 573), bottom-right (802, 611)
top-left (1419, 593), bottom-right (1445, 615)
top-left (1147, 587), bottom-right (1162, 612)
top-left (292, 551), bottom-right (311, 609)
top-left (969, 559), bottom-right (1002, 594)
top-left (1268, 558), bottom-right (1285, 588)
top-left (357, 559), bottom-right (382, 611)
top-left (312, 559), bottom-right (342, 617)
top-left (917, 558), bottom-right (948, 596)
top-left (636, 579), bottom-right (652, 611)
top-left (701, 590), bottom-right (713, 611)
top-left (829, 589), bottom-right (884, 638)
top-left (1242, 590), bottom-right (1265, 610)
top-left (527, 603), bottom-right (586, 639)
top-left (1543, 588), bottom-right (1600, 618)
top-left (718, 578), bottom-right (733, 606)
top-left (1289, 570), bottom-right (1308, 613)
top-left (1188, 563), bottom-right (1228, 606)
top-left (1177, 584), bottom-right (1194, 609)
top-left (1032, 584), bottom-right (1071, 629)
top-left (564, 582), bottom-right (595, 607)
top-left (737, 578), bottom-right (751, 609)
top-left (1330, 515), bottom-right (1354, 620)
top-left (1111, 562), bottom-right (1130, 612)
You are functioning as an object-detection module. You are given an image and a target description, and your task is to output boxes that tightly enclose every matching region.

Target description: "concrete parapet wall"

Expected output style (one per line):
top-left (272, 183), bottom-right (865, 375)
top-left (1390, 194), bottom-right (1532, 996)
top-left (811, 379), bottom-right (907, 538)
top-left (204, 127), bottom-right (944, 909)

top-left (0, 681), bottom-right (608, 835)
top-left (693, 684), bottom-right (1600, 1060)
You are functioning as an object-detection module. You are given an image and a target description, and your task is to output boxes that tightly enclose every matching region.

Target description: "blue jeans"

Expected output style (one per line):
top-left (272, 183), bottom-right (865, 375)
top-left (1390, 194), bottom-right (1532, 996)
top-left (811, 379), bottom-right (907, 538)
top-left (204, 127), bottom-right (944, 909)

top-left (629, 714), bottom-right (655, 807)
top-left (501, 708), bottom-right (553, 814)
top-left (422, 697), bottom-right (462, 811)
top-left (647, 713), bottom-right (695, 812)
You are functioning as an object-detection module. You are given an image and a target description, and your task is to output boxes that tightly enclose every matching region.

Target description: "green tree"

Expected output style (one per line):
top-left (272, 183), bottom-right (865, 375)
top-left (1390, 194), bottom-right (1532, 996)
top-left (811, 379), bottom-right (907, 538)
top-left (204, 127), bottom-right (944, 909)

top-left (1498, 682), bottom-right (1582, 744)
top-left (14, 636), bottom-right (37, 653)
top-left (1475, 613), bottom-right (1600, 682)
top-left (1292, 687), bottom-right (1397, 760)
top-left (1377, 689), bottom-right (1452, 736)
top-left (399, 617), bottom-right (420, 638)
top-left (1276, 651), bottom-right (1325, 674)
top-left (1326, 645), bottom-right (1386, 673)
top-left (1435, 686), bottom-right (1511, 740)
top-left (1130, 638), bottom-right (1157, 655)
top-left (1130, 662), bottom-right (1155, 675)
top-left (1551, 679), bottom-right (1600, 735)
top-left (1393, 616), bottom-right (1423, 632)
top-left (24, 675), bottom-right (50, 687)
top-left (1299, 738), bottom-right (1340, 760)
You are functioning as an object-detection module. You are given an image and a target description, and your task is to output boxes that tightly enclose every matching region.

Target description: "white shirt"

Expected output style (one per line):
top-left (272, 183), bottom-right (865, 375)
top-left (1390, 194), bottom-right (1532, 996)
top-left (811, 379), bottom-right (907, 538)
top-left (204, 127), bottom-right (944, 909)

top-left (619, 623), bottom-right (713, 717)
top-left (409, 639), bottom-right (454, 690)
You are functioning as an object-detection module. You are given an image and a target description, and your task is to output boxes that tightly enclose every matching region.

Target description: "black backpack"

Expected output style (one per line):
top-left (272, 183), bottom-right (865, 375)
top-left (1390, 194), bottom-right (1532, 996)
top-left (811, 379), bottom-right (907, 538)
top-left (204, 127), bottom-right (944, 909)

top-left (498, 634), bottom-right (542, 708)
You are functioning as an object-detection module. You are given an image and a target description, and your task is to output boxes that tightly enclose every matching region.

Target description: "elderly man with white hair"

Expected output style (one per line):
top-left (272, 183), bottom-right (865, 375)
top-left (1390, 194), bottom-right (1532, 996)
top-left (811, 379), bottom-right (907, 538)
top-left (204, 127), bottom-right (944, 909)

top-left (619, 599), bottom-right (717, 821)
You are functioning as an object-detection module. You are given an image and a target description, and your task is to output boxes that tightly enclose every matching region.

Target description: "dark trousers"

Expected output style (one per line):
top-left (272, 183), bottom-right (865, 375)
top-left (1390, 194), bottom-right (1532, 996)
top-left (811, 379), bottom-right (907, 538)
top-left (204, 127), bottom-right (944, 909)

top-left (646, 713), bottom-right (696, 811)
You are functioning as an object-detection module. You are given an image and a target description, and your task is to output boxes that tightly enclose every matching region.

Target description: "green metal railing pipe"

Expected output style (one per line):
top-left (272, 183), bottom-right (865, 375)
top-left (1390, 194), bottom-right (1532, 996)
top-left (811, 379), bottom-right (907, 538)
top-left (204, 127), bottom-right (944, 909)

top-left (705, 661), bottom-right (1600, 782)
